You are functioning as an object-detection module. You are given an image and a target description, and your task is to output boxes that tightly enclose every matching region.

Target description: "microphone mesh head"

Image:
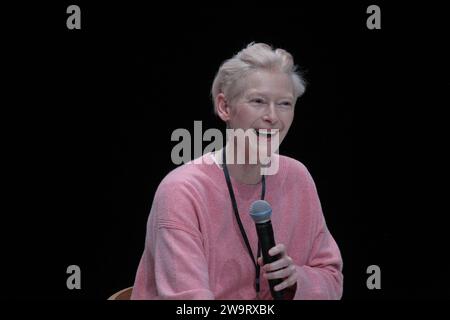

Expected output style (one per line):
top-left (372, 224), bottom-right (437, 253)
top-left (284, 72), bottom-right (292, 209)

top-left (249, 200), bottom-right (272, 223)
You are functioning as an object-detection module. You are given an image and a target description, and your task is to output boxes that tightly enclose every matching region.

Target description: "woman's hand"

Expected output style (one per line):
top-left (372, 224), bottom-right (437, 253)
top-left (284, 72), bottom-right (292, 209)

top-left (257, 243), bottom-right (298, 294)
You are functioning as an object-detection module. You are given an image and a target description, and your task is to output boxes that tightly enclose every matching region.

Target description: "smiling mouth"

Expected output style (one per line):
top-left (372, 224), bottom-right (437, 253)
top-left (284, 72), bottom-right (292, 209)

top-left (254, 129), bottom-right (278, 137)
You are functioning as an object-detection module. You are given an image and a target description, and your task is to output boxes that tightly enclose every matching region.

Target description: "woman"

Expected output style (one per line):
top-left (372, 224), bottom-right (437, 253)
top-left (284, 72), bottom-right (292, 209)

top-left (131, 43), bottom-right (343, 299)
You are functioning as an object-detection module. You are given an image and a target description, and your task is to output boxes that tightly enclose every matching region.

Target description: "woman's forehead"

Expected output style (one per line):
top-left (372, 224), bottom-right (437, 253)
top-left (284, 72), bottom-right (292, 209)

top-left (239, 71), bottom-right (295, 97)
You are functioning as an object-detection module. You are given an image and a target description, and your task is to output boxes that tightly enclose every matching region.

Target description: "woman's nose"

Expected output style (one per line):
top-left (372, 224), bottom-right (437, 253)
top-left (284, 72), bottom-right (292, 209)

top-left (262, 103), bottom-right (279, 124)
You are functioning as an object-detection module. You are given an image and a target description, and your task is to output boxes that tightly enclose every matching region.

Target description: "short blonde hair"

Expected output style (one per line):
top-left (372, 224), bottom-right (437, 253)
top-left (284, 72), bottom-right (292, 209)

top-left (211, 42), bottom-right (306, 114)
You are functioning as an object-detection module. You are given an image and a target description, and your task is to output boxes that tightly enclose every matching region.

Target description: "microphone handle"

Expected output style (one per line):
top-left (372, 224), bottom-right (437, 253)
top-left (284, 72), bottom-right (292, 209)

top-left (255, 221), bottom-right (285, 300)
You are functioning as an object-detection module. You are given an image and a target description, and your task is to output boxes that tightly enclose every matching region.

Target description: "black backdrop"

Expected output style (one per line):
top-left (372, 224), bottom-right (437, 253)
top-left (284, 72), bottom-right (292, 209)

top-left (2, 2), bottom-right (449, 300)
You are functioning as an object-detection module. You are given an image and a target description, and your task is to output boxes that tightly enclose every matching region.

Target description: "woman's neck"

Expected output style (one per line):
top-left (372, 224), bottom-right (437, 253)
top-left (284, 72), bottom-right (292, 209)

top-left (217, 144), bottom-right (263, 185)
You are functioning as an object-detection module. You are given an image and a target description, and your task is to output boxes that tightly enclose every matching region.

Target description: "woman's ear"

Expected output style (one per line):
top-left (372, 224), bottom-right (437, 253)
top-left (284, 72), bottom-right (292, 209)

top-left (216, 93), bottom-right (231, 122)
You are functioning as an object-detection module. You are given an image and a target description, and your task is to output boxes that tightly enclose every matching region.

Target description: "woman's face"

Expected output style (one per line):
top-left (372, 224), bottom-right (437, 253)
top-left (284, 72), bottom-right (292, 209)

top-left (224, 70), bottom-right (296, 157)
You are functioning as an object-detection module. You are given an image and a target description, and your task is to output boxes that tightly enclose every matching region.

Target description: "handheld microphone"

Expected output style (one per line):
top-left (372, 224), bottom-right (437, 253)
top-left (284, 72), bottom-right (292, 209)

top-left (250, 200), bottom-right (284, 300)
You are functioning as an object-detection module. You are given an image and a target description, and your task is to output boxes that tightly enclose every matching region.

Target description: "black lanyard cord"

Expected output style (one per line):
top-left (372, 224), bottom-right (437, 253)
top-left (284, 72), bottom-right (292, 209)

top-left (222, 148), bottom-right (265, 293)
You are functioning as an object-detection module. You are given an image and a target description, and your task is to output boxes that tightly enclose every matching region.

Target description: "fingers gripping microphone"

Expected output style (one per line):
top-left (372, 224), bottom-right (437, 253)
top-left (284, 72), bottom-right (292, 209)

top-left (250, 200), bottom-right (284, 300)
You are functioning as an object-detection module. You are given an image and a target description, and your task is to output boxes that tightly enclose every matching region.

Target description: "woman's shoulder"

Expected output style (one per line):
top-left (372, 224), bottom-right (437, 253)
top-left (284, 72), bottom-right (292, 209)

top-left (157, 153), bottom-right (219, 194)
top-left (149, 155), bottom-right (219, 225)
top-left (275, 154), bottom-right (318, 192)
top-left (278, 154), bottom-right (311, 179)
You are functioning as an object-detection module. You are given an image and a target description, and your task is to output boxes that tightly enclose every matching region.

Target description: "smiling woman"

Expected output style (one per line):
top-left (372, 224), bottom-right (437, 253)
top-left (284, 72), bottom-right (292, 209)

top-left (211, 42), bottom-right (306, 115)
top-left (214, 70), bottom-right (295, 176)
top-left (131, 42), bottom-right (343, 300)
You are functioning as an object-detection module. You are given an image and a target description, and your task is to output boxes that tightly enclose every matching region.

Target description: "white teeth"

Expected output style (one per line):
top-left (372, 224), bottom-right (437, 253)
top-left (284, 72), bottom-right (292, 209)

top-left (254, 129), bottom-right (277, 136)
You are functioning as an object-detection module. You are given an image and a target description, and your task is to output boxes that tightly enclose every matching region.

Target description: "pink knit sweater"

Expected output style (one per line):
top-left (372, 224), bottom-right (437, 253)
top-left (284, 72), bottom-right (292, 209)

top-left (131, 152), bottom-right (343, 300)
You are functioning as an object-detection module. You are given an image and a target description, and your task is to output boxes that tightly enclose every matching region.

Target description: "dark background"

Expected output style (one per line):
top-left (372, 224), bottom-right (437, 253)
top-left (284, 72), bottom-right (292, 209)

top-left (2, 2), bottom-right (449, 300)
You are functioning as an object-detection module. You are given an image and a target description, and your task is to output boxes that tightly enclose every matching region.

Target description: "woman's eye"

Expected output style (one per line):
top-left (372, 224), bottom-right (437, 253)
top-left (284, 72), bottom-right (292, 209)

top-left (280, 101), bottom-right (292, 107)
top-left (251, 98), bottom-right (264, 104)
